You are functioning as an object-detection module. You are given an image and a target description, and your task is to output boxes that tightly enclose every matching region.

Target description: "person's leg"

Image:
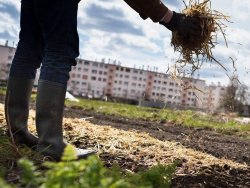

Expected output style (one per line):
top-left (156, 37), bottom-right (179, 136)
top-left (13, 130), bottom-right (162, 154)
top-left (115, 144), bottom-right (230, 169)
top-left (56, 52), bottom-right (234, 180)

top-left (5, 0), bottom-right (44, 148)
top-left (34, 0), bottom-right (94, 160)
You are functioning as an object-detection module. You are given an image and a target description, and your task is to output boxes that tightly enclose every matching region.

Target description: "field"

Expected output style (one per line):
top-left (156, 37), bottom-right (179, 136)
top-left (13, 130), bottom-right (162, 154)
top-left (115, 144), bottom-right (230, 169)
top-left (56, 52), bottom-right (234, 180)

top-left (0, 90), bottom-right (250, 187)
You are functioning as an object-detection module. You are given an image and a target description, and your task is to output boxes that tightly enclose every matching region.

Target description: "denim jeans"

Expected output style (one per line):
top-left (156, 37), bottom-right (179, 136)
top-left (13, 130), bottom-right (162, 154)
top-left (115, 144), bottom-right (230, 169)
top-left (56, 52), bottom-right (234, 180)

top-left (10, 0), bottom-right (79, 85)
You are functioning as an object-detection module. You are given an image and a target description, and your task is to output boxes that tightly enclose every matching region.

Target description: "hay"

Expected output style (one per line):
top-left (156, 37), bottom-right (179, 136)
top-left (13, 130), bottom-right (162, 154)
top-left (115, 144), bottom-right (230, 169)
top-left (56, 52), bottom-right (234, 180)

top-left (171, 0), bottom-right (229, 74)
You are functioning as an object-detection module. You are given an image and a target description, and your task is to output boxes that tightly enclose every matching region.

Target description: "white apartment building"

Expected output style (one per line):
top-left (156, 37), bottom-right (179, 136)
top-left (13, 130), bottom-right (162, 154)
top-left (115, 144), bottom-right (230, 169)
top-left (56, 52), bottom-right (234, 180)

top-left (0, 43), bottom-right (16, 80)
top-left (68, 59), bottom-right (209, 109)
top-left (203, 83), bottom-right (226, 112)
top-left (0, 43), bottom-right (235, 111)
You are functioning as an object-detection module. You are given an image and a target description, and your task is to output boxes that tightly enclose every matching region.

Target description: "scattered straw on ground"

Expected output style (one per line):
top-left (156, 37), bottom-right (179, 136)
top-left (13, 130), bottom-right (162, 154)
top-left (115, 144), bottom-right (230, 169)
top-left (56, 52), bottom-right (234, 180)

top-left (0, 103), bottom-right (248, 175)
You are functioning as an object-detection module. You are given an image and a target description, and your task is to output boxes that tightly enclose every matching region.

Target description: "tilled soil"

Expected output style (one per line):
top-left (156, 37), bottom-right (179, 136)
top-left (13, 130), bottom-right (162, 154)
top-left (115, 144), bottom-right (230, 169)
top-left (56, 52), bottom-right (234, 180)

top-left (64, 106), bottom-right (250, 166)
top-left (63, 106), bottom-right (250, 187)
top-left (1, 97), bottom-right (250, 187)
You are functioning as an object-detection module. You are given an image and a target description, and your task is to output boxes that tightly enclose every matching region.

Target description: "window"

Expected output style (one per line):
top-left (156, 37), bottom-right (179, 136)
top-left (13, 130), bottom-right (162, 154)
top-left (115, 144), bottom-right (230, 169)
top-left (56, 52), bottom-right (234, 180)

top-left (83, 68), bottom-right (88, 72)
top-left (133, 76), bottom-right (137, 80)
top-left (82, 75), bottom-right (88, 80)
top-left (125, 75), bottom-right (129, 79)
top-left (91, 76), bottom-right (96, 80)
top-left (103, 72), bottom-right (107, 75)
top-left (8, 55), bottom-right (12, 60)
top-left (132, 83), bottom-right (136, 86)
top-left (98, 77), bottom-right (102, 81)
top-left (9, 48), bottom-right (13, 53)
top-left (126, 68), bottom-right (130, 72)
top-left (124, 81), bottom-right (129, 85)
top-left (77, 67), bottom-right (81, 71)
top-left (168, 95), bottom-right (173, 98)
top-left (99, 71), bottom-right (103, 75)
top-left (77, 74), bottom-right (80, 78)
top-left (103, 78), bottom-right (106, 82)
top-left (81, 82), bottom-right (87, 85)
top-left (92, 70), bottom-right (97, 74)
top-left (163, 81), bottom-right (167, 85)
top-left (119, 81), bottom-right (122, 84)
top-left (93, 62), bottom-right (98, 67)
top-left (120, 74), bottom-right (123, 78)
top-left (169, 88), bottom-right (173, 92)
top-left (84, 61), bottom-right (90, 65)
top-left (169, 82), bottom-right (174, 86)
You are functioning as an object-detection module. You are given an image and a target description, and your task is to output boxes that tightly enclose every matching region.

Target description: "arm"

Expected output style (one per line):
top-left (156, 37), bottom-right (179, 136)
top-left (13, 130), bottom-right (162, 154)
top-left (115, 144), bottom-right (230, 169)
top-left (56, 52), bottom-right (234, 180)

top-left (124, 0), bottom-right (201, 37)
top-left (124, 0), bottom-right (171, 22)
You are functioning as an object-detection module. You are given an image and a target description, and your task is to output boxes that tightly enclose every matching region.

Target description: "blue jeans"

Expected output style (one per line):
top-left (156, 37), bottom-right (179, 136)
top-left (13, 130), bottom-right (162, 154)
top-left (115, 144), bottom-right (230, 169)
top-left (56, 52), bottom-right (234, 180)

top-left (10, 0), bottom-right (79, 85)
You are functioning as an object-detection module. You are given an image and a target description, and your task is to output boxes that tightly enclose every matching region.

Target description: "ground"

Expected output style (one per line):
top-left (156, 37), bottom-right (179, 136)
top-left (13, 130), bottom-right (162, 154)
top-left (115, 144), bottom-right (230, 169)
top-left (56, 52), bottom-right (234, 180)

top-left (0, 99), bottom-right (250, 187)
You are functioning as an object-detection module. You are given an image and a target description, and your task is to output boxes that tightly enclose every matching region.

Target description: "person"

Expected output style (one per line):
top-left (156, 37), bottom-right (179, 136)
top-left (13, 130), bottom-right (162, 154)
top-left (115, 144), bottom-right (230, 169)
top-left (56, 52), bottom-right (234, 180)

top-left (5, 0), bottom-right (200, 161)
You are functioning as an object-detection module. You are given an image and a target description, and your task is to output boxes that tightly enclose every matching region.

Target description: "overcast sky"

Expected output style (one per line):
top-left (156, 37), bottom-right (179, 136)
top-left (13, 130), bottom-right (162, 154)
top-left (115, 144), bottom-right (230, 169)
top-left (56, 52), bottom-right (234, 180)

top-left (0, 0), bottom-right (250, 87)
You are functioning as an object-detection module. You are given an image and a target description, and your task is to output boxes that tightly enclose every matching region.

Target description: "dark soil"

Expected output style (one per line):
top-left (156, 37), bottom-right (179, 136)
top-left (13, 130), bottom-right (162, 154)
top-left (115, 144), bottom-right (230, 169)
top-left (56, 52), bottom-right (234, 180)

top-left (64, 106), bottom-right (250, 188)
top-left (64, 106), bottom-right (250, 166)
top-left (1, 93), bottom-right (250, 187)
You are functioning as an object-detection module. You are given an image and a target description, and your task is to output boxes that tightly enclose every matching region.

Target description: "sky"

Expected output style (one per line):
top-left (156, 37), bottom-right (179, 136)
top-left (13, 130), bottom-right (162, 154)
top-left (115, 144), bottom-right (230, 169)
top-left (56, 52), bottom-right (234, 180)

top-left (0, 0), bottom-right (250, 87)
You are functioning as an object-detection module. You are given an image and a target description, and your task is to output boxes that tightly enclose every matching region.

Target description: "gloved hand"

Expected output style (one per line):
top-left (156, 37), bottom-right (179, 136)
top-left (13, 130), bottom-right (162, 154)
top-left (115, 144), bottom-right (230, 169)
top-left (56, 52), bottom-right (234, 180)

top-left (160, 11), bottom-right (201, 39)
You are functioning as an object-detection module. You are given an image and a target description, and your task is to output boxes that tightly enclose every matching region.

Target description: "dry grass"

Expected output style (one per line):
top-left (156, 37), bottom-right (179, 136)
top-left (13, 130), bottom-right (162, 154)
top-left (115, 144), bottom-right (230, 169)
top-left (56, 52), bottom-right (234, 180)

top-left (171, 0), bottom-right (229, 75)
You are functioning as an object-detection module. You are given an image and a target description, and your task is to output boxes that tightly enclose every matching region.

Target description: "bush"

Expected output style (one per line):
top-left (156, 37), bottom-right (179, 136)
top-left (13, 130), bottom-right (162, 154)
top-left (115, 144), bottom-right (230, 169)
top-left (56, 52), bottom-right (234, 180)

top-left (1, 145), bottom-right (176, 188)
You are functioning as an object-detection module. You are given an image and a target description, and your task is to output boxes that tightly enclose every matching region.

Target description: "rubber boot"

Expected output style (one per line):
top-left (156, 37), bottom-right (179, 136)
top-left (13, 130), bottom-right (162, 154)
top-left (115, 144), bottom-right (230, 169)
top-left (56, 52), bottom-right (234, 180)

top-left (36, 80), bottom-right (95, 161)
top-left (5, 77), bottom-right (38, 148)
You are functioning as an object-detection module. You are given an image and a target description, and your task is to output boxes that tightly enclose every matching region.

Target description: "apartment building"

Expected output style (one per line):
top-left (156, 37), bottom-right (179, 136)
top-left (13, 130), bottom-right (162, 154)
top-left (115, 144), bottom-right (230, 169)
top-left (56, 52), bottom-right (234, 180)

top-left (0, 43), bottom-right (232, 111)
top-left (68, 59), bottom-right (209, 109)
top-left (203, 83), bottom-right (227, 112)
top-left (0, 43), bottom-right (16, 80)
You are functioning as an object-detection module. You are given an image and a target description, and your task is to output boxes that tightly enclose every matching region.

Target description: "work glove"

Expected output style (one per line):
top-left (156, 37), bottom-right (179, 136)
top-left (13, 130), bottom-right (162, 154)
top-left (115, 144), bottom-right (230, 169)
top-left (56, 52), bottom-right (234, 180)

top-left (160, 11), bottom-right (201, 39)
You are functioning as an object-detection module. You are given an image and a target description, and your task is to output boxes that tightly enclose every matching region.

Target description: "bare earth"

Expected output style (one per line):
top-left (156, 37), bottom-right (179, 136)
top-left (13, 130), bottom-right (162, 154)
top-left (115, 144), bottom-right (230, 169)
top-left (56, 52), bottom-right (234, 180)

top-left (0, 102), bottom-right (250, 187)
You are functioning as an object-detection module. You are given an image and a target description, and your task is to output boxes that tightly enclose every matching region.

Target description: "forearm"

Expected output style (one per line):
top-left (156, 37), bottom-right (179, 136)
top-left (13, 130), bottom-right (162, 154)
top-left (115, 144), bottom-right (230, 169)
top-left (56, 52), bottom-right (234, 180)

top-left (124, 0), bottom-right (170, 22)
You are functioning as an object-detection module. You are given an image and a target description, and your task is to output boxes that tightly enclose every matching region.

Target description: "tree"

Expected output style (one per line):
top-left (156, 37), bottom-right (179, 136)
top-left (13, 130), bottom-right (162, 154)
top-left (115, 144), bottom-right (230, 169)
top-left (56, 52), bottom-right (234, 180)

top-left (221, 75), bottom-right (247, 114)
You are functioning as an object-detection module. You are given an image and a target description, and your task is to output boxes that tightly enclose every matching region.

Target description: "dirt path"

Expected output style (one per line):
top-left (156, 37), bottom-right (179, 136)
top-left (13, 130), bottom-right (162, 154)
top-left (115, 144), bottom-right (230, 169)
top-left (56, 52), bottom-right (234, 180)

top-left (64, 107), bottom-right (250, 166)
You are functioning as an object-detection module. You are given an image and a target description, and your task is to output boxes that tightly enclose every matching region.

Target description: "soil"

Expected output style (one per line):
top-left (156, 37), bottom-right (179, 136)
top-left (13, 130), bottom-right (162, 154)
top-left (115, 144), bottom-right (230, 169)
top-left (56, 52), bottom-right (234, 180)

top-left (63, 106), bottom-right (250, 188)
top-left (1, 95), bottom-right (250, 187)
top-left (65, 106), bottom-right (250, 166)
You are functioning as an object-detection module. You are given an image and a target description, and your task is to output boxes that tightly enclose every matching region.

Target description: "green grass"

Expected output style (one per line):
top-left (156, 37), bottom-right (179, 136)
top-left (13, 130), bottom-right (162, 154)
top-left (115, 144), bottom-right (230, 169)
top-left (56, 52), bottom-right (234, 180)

top-left (66, 98), bottom-right (250, 139)
top-left (0, 86), bottom-right (249, 138)
top-left (0, 87), bottom-right (6, 96)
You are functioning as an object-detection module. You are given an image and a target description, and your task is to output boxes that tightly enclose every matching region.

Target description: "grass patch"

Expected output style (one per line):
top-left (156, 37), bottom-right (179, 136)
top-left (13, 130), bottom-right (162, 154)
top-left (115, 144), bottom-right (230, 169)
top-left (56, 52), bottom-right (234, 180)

top-left (0, 87), bottom-right (6, 96)
top-left (66, 98), bottom-right (250, 138)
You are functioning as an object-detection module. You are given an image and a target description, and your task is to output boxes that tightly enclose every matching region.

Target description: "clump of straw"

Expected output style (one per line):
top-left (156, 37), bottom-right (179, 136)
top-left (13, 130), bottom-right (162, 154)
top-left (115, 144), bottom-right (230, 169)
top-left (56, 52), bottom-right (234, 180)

top-left (171, 0), bottom-right (229, 73)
